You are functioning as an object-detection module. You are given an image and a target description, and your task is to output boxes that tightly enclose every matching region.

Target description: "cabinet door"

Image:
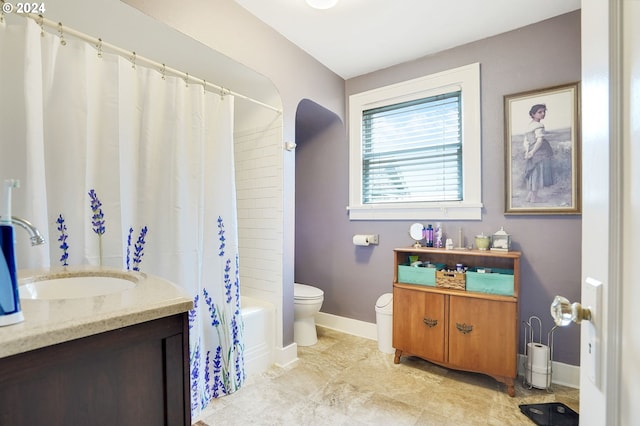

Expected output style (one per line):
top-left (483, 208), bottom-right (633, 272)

top-left (0, 314), bottom-right (190, 426)
top-left (393, 287), bottom-right (446, 362)
top-left (448, 296), bottom-right (517, 377)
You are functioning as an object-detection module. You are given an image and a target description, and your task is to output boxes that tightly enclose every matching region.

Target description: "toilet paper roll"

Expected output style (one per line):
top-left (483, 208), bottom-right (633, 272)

top-left (531, 368), bottom-right (551, 389)
top-left (527, 342), bottom-right (550, 369)
top-left (527, 343), bottom-right (551, 388)
top-left (353, 235), bottom-right (370, 246)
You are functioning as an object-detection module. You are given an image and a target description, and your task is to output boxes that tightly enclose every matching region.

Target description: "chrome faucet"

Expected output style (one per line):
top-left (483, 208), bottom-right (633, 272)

top-left (10, 216), bottom-right (46, 246)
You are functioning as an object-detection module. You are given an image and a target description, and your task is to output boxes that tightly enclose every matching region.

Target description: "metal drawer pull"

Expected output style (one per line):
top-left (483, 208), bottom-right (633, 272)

top-left (456, 323), bottom-right (473, 334)
top-left (423, 317), bottom-right (438, 328)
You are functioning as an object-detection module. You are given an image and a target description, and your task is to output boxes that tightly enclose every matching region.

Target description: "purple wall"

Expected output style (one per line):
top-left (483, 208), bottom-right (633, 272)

top-left (295, 11), bottom-right (581, 365)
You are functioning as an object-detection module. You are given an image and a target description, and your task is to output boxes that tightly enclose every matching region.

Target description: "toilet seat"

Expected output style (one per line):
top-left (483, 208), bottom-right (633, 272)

top-left (294, 283), bottom-right (324, 300)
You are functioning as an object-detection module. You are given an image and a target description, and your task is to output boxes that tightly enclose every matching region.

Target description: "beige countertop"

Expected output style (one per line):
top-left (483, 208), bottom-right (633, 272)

top-left (0, 266), bottom-right (193, 359)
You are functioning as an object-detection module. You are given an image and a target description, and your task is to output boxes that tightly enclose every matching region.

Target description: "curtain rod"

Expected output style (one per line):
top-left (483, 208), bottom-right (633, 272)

top-left (16, 13), bottom-right (282, 115)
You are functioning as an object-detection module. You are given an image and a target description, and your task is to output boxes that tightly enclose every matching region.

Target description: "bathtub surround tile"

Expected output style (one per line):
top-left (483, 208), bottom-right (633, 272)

top-left (196, 327), bottom-right (579, 425)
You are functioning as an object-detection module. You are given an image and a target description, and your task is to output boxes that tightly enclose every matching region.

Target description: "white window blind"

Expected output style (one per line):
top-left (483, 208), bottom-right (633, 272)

top-left (362, 91), bottom-right (462, 204)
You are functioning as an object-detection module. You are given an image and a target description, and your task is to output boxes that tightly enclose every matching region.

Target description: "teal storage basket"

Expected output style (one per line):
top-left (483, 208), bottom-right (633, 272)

top-left (466, 267), bottom-right (514, 296)
top-left (397, 263), bottom-right (444, 286)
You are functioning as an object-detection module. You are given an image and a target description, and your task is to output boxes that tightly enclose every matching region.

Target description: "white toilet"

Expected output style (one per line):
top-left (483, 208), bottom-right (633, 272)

top-left (293, 283), bottom-right (324, 346)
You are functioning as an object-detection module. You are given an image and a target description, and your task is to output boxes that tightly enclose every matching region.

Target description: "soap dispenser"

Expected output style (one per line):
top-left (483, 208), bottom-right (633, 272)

top-left (0, 179), bottom-right (24, 326)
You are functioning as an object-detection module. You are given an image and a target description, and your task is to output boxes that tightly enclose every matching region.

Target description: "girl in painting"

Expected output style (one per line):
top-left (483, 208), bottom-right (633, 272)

top-left (523, 104), bottom-right (554, 202)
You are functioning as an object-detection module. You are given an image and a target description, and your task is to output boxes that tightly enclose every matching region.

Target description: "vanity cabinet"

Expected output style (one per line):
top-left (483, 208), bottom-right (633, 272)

top-left (392, 247), bottom-right (521, 396)
top-left (0, 313), bottom-right (190, 426)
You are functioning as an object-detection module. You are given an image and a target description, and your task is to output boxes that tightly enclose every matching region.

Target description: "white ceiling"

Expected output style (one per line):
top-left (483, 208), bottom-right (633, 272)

top-left (233, 0), bottom-right (581, 79)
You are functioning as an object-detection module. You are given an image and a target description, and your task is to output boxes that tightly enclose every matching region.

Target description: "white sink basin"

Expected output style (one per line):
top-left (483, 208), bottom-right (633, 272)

top-left (19, 273), bottom-right (137, 300)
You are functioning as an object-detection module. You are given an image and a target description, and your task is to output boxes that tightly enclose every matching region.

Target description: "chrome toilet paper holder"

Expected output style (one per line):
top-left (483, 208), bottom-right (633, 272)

top-left (522, 315), bottom-right (558, 391)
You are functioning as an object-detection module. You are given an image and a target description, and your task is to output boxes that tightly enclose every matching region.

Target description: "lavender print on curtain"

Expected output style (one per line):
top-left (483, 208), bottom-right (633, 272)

top-left (56, 214), bottom-right (69, 267)
top-left (189, 216), bottom-right (244, 411)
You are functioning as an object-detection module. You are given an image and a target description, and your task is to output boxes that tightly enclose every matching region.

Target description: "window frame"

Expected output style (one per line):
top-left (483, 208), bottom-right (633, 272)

top-left (348, 62), bottom-right (483, 220)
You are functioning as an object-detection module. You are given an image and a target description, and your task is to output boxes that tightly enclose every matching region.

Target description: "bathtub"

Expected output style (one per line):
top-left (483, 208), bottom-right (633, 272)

top-left (241, 296), bottom-right (276, 377)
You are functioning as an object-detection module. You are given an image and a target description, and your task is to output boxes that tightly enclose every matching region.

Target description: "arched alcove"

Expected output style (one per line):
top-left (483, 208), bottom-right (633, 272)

top-left (294, 99), bottom-right (347, 314)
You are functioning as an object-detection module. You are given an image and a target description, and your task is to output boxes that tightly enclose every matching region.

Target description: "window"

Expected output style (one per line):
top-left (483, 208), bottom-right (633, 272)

top-left (362, 91), bottom-right (462, 204)
top-left (348, 63), bottom-right (482, 220)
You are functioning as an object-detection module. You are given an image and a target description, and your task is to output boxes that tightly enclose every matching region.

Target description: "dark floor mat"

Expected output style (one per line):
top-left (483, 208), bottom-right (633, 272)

top-left (519, 402), bottom-right (579, 426)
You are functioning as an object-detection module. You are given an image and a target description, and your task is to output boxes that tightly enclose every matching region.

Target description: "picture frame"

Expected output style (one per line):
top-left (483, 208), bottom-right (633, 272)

top-left (504, 82), bottom-right (581, 214)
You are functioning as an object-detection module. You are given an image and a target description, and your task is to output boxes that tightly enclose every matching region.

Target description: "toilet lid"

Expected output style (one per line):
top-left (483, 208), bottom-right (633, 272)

top-left (294, 283), bottom-right (324, 300)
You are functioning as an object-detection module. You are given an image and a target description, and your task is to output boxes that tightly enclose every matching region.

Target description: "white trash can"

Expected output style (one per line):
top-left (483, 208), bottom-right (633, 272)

top-left (375, 293), bottom-right (394, 354)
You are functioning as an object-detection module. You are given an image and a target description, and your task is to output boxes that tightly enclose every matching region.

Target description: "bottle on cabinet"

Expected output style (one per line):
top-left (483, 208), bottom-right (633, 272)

top-left (425, 224), bottom-right (434, 247)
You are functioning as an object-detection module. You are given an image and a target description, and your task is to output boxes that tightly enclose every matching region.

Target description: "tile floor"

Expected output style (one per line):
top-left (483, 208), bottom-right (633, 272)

top-left (194, 327), bottom-right (579, 425)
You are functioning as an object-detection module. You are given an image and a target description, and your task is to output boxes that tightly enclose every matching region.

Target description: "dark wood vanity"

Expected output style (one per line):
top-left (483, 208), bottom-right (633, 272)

top-left (0, 313), bottom-right (190, 425)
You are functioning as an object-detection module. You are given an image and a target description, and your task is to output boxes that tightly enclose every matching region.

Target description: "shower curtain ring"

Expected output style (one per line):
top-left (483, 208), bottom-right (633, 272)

top-left (160, 64), bottom-right (166, 80)
top-left (37, 15), bottom-right (45, 37)
top-left (58, 22), bottom-right (67, 46)
top-left (202, 80), bottom-right (207, 94)
top-left (220, 87), bottom-right (226, 100)
top-left (130, 51), bottom-right (136, 69)
top-left (96, 38), bottom-right (103, 58)
top-left (184, 73), bottom-right (189, 88)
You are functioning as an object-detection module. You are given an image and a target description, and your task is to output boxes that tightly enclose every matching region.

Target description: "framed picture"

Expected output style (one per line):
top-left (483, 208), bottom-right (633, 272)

top-left (504, 82), bottom-right (581, 214)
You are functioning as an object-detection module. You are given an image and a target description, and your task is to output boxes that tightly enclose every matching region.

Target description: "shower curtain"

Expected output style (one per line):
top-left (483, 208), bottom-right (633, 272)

top-left (0, 18), bottom-right (244, 416)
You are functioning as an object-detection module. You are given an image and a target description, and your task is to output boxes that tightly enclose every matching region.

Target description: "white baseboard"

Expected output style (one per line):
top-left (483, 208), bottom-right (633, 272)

top-left (316, 311), bottom-right (378, 340)
top-left (274, 342), bottom-right (298, 368)
top-left (517, 354), bottom-right (580, 389)
top-left (316, 312), bottom-right (580, 389)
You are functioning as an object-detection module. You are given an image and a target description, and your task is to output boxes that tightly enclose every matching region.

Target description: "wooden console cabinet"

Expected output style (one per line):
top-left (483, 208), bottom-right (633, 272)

top-left (392, 247), bottom-right (521, 396)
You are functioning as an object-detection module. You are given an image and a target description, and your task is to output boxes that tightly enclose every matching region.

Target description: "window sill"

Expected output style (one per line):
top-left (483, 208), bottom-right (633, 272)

top-left (347, 203), bottom-right (483, 221)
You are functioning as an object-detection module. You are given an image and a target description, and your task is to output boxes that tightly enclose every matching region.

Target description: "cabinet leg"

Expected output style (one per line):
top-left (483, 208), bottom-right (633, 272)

top-left (504, 377), bottom-right (515, 397)
top-left (393, 349), bottom-right (402, 364)
top-left (490, 375), bottom-right (516, 397)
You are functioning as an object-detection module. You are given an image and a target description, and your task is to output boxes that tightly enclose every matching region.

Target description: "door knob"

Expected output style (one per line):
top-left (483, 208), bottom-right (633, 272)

top-left (550, 295), bottom-right (592, 326)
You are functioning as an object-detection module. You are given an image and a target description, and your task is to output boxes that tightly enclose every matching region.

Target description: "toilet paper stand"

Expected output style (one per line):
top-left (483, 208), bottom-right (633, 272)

top-left (522, 316), bottom-right (558, 391)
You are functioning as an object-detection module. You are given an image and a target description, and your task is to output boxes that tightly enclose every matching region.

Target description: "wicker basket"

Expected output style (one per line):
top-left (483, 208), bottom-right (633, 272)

top-left (436, 270), bottom-right (466, 290)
